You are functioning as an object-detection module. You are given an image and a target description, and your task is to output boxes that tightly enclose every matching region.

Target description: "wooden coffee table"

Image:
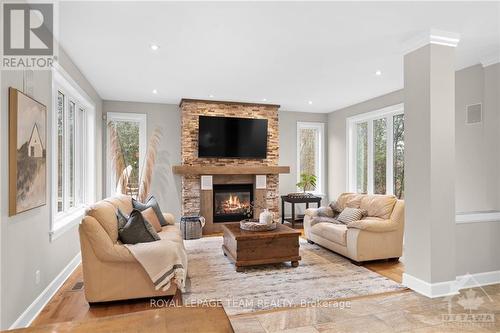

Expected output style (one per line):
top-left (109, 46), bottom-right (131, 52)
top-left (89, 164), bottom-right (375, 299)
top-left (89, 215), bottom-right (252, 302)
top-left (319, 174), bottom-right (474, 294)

top-left (221, 223), bottom-right (301, 272)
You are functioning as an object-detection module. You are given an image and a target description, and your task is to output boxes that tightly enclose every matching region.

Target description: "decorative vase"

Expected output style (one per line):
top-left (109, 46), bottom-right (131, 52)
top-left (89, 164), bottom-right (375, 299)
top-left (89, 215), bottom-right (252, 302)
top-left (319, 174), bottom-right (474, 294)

top-left (259, 209), bottom-right (273, 225)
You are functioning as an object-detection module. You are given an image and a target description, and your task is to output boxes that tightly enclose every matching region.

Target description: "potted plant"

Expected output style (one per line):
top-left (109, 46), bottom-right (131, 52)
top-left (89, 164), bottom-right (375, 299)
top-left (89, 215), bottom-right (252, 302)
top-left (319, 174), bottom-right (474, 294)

top-left (296, 173), bottom-right (317, 193)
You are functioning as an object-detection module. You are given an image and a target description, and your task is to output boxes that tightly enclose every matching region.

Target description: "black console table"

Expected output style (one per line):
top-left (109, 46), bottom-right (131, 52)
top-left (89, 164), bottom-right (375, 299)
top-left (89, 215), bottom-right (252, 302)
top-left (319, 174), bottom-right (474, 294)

top-left (281, 195), bottom-right (322, 227)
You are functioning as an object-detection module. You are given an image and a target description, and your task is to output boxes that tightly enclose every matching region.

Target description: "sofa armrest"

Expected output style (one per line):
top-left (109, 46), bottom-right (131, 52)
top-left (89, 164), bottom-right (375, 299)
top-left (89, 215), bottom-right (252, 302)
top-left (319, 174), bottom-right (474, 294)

top-left (80, 216), bottom-right (135, 263)
top-left (304, 208), bottom-right (319, 217)
top-left (162, 212), bottom-right (176, 225)
top-left (347, 219), bottom-right (399, 233)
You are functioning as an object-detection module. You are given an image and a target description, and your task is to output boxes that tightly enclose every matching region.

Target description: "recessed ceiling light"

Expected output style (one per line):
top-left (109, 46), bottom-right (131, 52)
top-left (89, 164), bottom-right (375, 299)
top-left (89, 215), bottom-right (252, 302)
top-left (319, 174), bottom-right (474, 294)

top-left (262, 98), bottom-right (267, 102)
top-left (375, 70), bottom-right (382, 76)
top-left (150, 44), bottom-right (160, 51)
top-left (209, 94), bottom-right (214, 98)
top-left (308, 101), bottom-right (313, 105)
top-left (152, 89), bottom-right (158, 94)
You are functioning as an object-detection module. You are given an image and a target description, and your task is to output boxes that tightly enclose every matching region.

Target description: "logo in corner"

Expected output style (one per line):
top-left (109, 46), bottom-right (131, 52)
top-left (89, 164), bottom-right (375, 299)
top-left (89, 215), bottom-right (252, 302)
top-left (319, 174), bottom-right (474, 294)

top-left (2, 2), bottom-right (56, 69)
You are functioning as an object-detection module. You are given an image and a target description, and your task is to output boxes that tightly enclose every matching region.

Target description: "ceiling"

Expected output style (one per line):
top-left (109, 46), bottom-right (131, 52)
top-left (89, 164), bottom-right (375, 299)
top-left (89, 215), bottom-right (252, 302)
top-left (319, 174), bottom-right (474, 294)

top-left (58, 2), bottom-right (500, 113)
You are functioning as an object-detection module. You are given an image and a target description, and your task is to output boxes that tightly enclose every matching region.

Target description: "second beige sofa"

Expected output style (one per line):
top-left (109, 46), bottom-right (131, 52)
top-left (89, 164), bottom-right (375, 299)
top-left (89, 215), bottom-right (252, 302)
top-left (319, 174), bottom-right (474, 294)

top-left (303, 193), bottom-right (404, 264)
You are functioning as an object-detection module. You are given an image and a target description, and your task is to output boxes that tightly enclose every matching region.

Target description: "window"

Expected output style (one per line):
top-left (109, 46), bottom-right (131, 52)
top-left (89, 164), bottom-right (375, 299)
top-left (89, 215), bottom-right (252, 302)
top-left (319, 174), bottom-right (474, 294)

top-left (106, 113), bottom-right (146, 197)
top-left (51, 65), bottom-right (96, 240)
top-left (347, 104), bottom-right (404, 198)
top-left (297, 122), bottom-right (324, 195)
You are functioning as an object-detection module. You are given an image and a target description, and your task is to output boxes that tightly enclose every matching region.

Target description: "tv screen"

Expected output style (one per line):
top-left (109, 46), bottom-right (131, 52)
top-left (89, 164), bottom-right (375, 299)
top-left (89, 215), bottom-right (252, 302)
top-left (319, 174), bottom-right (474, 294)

top-left (198, 116), bottom-right (268, 159)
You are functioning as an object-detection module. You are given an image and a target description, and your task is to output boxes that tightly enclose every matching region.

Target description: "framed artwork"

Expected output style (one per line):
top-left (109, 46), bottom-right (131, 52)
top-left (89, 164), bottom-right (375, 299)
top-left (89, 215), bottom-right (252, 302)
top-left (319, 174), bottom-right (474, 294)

top-left (9, 87), bottom-right (47, 216)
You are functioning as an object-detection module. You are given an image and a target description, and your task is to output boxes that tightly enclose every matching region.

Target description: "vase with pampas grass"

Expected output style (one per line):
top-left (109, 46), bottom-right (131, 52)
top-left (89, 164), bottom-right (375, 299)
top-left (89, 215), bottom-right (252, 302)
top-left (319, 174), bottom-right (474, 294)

top-left (108, 121), bottom-right (162, 201)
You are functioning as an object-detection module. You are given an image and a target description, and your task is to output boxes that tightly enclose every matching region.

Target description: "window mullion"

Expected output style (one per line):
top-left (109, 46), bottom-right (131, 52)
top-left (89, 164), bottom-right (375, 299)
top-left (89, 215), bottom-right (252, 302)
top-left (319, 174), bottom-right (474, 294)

top-left (367, 120), bottom-right (374, 194)
top-left (386, 115), bottom-right (394, 195)
top-left (63, 97), bottom-right (70, 212)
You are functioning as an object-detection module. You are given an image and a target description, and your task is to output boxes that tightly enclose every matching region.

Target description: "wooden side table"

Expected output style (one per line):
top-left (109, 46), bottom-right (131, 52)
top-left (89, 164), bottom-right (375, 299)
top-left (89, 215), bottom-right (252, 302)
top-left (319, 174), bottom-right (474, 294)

top-left (281, 195), bottom-right (321, 227)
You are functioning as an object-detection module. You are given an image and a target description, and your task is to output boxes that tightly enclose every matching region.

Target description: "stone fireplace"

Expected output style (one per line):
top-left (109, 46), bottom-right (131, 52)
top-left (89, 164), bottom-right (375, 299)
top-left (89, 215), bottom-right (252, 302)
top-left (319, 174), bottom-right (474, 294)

top-left (173, 99), bottom-right (289, 234)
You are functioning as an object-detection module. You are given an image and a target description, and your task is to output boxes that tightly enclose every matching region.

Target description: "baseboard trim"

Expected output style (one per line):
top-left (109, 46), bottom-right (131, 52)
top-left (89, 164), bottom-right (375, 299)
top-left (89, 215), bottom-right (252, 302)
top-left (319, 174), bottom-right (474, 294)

top-left (402, 273), bottom-right (459, 298)
top-left (403, 270), bottom-right (500, 298)
top-left (456, 270), bottom-right (500, 289)
top-left (9, 253), bottom-right (81, 329)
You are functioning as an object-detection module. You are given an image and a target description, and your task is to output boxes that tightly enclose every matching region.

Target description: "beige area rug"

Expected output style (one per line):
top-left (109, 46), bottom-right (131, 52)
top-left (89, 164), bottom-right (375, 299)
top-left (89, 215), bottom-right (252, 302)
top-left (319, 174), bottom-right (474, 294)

top-left (183, 236), bottom-right (405, 315)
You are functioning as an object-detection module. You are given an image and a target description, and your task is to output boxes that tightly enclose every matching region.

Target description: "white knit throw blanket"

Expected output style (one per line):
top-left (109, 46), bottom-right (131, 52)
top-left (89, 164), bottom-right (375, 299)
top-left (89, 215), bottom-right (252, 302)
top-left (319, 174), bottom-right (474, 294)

top-left (125, 239), bottom-right (187, 291)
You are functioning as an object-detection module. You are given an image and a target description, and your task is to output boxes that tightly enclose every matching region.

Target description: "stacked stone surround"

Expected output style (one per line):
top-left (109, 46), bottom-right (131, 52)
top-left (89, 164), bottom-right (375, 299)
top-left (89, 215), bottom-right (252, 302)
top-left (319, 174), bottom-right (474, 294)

top-left (180, 99), bottom-right (280, 217)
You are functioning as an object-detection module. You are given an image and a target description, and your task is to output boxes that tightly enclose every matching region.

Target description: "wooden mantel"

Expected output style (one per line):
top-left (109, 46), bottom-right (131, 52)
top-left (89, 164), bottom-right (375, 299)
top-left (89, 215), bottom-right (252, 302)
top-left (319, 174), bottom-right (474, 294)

top-left (172, 165), bottom-right (290, 175)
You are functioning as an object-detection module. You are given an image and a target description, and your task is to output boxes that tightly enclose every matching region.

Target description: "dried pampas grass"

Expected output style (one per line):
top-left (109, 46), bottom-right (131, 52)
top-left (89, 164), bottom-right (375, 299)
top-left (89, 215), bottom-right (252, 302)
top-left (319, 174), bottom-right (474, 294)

top-left (137, 127), bottom-right (162, 202)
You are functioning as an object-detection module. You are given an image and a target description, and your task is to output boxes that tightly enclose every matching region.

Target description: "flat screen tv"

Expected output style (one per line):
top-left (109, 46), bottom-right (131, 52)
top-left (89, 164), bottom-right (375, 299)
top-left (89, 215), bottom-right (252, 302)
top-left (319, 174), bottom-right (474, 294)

top-left (198, 116), bottom-right (268, 159)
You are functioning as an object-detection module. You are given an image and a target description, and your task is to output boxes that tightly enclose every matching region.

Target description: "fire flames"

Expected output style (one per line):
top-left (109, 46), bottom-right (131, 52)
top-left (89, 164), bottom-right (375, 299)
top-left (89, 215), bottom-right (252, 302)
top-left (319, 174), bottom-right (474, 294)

top-left (216, 193), bottom-right (250, 214)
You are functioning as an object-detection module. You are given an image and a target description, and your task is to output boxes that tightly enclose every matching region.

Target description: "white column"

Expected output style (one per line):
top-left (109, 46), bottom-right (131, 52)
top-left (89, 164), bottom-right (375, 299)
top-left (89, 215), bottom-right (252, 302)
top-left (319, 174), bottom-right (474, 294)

top-left (402, 30), bottom-right (460, 297)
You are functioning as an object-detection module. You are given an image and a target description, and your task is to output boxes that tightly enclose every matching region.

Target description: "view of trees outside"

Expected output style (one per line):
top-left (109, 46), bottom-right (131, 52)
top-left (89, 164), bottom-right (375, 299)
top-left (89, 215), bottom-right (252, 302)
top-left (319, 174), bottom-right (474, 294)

top-left (356, 122), bottom-right (368, 193)
top-left (393, 114), bottom-right (405, 199)
top-left (110, 120), bottom-right (141, 195)
top-left (299, 128), bottom-right (317, 177)
top-left (373, 118), bottom-right (387, 194)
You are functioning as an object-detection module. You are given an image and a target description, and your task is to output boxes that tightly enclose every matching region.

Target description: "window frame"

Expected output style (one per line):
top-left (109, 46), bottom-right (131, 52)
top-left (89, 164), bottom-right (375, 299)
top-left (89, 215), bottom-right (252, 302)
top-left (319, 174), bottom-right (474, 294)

top-left (296, 121), bottom-right (325, 196)
top-left (50, 64), bottom-right (96, 241)
top-left (346, 103), bottom-right (404, 195)
top-left (105, 112), bottom-right (147, 197)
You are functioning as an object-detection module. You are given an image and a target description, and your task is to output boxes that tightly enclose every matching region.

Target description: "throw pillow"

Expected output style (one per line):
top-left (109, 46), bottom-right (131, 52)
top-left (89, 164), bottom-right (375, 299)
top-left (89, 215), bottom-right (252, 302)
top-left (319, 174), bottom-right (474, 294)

top-left (118, 209), bottom-right (160, 244)
top-left (316, 206), bottom-right (334, 217)
top-left (141, 207), bottom-right (162, 232)
top-left (132, 196), bottom-right (168, 226)
top-left (337, 207), bottom-right (367, 224)
top-left (329, 200), bottom-right (341, 213)
top-left (116, 208), bottom-right (128, 229)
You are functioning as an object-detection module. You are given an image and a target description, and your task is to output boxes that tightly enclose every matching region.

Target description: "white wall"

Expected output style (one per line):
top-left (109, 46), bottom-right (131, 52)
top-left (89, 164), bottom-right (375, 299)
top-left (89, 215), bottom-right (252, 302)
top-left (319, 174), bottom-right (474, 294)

top-left (0, 47), bottom-right (102, 329)
top-left (279, 111), bottom-right (329, 216)
top-left (102, 101), bottom-right (182, 219)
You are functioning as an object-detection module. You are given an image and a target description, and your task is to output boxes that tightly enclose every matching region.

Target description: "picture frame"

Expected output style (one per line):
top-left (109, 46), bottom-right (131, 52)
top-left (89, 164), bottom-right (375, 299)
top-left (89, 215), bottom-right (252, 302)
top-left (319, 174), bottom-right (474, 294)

top-left (9, 87), bottom-right (47, 216)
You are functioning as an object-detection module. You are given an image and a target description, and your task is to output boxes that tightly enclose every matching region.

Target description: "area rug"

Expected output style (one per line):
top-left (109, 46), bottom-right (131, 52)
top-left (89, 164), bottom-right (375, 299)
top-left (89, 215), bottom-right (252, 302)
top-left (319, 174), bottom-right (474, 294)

top-left (183, 236), bottom-right (405, 315)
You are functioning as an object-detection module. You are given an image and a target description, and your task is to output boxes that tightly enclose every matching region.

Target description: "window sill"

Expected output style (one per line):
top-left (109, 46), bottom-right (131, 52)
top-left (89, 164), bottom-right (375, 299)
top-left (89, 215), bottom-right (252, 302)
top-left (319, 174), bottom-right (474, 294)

top-left (50, 208), bottom-right (85, 242)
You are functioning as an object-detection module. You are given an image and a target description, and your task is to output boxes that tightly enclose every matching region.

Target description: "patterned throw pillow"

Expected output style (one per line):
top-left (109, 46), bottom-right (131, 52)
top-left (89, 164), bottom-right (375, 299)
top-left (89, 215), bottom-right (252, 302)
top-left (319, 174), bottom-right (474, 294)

top-left (337, 207), bottom-right (367, 224)
top-left (118, 209), bottom-right (161, 244)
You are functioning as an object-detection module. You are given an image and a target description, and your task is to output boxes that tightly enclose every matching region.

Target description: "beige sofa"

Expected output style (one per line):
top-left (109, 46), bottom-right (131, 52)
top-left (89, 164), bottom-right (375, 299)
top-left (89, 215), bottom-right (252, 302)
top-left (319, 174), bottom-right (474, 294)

top-left (79, 195), bottom-right (184, 302)
top-left (304, 193), bottom-right (404, 264)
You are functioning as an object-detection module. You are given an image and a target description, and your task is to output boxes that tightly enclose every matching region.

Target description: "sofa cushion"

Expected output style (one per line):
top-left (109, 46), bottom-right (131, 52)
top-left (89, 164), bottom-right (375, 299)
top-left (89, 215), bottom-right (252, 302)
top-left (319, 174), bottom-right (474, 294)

top-left (86, 201), bottom-right (119, 243)
top-left (158, 225), bottom-right (183, 243)
top-left (336, 193), bottom-right (363, 211)
top-left (311, 223), bottom-right (347, 246)
top-left (105, 195), bottom-right (133, 215)
top-left (337, 207), bottom-right (366, 224)
top-left (360, 195), bottom-right (397, 219)
top-left (118, 209), bottom-right (160, 244)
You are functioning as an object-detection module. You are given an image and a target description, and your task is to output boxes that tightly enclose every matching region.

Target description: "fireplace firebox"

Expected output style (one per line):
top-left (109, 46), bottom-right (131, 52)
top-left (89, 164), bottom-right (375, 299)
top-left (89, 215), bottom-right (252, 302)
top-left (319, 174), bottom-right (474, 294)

top-left (213, 184), bottom-right (253, 222)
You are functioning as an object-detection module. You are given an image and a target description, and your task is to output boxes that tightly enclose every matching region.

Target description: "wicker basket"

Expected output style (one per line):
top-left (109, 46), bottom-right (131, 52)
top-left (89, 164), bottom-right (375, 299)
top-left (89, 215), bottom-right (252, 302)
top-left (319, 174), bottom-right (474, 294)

top-left (180, 216), bottom-right (205, 240)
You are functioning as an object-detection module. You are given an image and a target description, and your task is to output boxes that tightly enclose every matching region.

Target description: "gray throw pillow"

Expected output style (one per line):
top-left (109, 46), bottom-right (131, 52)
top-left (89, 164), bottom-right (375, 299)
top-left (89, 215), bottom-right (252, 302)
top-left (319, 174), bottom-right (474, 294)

top-left (317, 206), bottom-right (334, 217)
top-left (337, 207), bottom-right (367, 224)
top-left (132, 196), bottom-right (168, 226)
top-left (116, 208), bottom-right (128, 229)
top-left (329, 200), bottom-right (341, 213)
top-left (118, 209), bottom-right (160, 244)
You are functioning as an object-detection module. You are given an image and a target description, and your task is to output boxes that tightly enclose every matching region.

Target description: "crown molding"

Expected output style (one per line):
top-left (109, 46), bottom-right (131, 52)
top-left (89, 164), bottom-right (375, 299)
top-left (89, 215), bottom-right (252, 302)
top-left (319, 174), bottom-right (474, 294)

top-left (403, 29), bottom-right (461, 55)
top-left (480, 54), bottom-right (500, 68)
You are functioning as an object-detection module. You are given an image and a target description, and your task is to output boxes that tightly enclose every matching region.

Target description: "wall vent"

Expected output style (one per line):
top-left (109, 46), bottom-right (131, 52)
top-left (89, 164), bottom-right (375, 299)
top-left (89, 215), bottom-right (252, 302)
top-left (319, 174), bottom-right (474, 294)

top-left (466, 103), bottom-right (482, 124)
